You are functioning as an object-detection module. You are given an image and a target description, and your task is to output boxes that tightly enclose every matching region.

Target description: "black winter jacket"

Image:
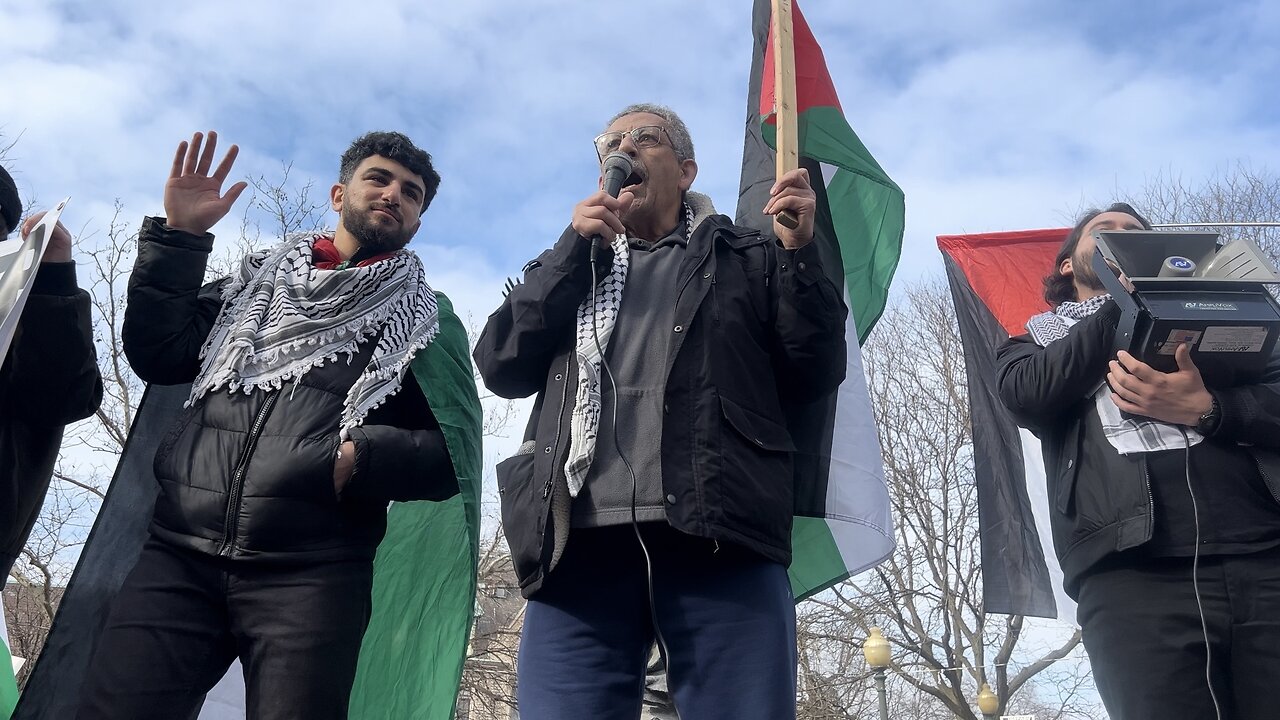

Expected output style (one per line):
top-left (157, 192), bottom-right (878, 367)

top-left (475, 215), bottom-right (848, 597)
top-left (996, 300), bottom-right (1280, 598)
top-left (123, 218), bottom-right (458, 562)
top-left (1, 261), bottom-right (103, 577)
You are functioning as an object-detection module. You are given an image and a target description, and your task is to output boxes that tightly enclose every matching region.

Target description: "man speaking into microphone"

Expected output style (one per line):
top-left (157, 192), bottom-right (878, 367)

top-left (474, 103), bottom-right (847, 719)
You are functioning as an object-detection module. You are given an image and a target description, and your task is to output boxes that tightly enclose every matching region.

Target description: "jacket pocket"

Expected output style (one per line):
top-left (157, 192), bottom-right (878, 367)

top-left (495, 447), bottom-right (546, 585)
top-left (1053, 424), bottom-right (1082, 514)
top-left (715, 393), bottom-right (795, 549)
top-left (720, 394), bottom-right (796, 453)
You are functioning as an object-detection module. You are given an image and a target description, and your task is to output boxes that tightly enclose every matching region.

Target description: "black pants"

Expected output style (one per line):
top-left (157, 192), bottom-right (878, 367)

top-left (1077, 546), bottom-right (1280, 720)
top-left (517, 523), bottom-right (797, 720)
top-left (77, 538), bottom-right (374, 720)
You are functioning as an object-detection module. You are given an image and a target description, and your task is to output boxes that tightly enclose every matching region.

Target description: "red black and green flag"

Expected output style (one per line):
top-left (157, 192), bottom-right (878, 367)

top-left (737, 0), bottom-right (904, 599)
top-left (937, 228), bottom-right (1076, 620)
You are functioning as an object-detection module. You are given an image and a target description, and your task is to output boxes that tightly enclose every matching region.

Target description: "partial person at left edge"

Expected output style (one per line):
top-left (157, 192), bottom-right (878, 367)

top-left (0, 163), bottom-right (105, 581)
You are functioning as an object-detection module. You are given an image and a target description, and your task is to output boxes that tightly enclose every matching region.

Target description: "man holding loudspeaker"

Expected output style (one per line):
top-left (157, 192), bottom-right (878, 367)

top-left (997, 203), bottom-right (1280, 720)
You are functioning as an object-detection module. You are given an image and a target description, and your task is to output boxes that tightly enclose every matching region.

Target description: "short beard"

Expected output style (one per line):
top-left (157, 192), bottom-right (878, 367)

top-left (1071, 249), bottom-right (1107, 296)
top-left (341, 199), bottom-right (413, 254)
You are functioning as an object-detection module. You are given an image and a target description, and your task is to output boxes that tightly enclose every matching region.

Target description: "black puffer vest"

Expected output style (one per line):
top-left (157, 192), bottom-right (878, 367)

top-left (152, 341), bottom-right (395, 562)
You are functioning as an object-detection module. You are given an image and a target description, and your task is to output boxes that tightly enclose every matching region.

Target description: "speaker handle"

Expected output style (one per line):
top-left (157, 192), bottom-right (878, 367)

top-left (1092, 247), bottom-right (1140, 357)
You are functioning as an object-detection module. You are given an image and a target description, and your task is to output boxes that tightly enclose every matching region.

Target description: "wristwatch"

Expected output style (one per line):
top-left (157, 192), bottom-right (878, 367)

top-left (1195, 394), bottom-right (1221, 436)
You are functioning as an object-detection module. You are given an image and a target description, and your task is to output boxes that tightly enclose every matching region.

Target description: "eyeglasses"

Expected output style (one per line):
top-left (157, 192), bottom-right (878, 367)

top-left (593, 125), bottom-right (670, 159)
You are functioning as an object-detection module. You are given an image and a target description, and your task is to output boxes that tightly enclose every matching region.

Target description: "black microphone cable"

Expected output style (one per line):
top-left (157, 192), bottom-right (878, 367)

top-left (589, 238), bottom-right (684, 720)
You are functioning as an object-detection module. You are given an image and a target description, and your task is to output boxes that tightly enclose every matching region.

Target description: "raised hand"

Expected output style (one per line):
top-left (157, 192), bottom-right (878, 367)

top-left (164, 131), bottom-right (248, 236)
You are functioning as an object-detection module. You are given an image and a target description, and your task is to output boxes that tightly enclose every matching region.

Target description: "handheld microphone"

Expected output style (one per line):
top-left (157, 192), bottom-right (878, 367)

top-left (601, 152), bottom-right (633, 200)
top-left (592, 152), bottom-right (633, 264)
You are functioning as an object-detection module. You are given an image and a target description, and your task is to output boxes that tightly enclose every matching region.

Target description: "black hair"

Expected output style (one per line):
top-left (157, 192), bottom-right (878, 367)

top-left (338, 131), bottom-right (441, 215)
top-left (1043, 202), bottom-right (1152, 307)
top-left (0, 165), bottom-right (20, 236)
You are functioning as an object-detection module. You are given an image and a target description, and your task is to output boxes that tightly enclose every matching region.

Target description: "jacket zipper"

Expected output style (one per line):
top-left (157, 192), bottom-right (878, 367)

top-left (1142, 458), bottom-right (1154, 535)
top-left (218, 390), bottom-right (280, 556)
top-left (710, 273), bottom-right (720, 325)
top-left (543, 355), bottom-right (573, 498)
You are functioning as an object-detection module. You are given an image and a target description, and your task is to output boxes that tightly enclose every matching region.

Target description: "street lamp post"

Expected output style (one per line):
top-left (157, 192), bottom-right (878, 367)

top-left (862, 626), bottom-right (891, 720)
top-left (976, 682), bottom-right (999, 720)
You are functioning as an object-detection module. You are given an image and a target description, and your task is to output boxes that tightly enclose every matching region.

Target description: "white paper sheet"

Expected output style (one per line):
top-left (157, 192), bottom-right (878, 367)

top-left (0, 198), bottom-right (71, 362)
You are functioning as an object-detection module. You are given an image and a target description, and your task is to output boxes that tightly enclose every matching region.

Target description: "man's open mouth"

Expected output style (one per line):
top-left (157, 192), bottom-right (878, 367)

top-left (621, 171), bottom-right (644, 192)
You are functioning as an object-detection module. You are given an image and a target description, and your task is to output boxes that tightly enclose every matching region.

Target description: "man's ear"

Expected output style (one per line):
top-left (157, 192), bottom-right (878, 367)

top-left (330, 182), bottom-right (344, 213)
top-left (678, 158), bottom-right (698, 193)
top-left (1059, 256), bottom-right (1074, 278)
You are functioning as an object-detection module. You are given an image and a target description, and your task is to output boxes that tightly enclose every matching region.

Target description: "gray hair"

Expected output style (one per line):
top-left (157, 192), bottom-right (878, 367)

top-left (605, 103), bottom-right (695, 161)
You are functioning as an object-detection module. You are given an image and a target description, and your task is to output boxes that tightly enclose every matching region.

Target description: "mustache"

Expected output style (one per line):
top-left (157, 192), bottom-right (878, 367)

top-left (371, 202), bottom-right (402, 221)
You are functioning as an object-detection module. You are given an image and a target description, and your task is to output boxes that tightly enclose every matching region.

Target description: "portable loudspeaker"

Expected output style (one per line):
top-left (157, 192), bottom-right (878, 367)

top-left (1091, 230), bottom-right (1280, 388)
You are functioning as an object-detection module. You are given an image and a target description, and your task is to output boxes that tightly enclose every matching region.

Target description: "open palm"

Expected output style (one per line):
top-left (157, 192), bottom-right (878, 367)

top-left (164, 130), bottom-right (248, 236)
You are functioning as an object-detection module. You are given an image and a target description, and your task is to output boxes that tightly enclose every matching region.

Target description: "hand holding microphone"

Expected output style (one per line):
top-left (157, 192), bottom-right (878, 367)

top-left (571, 152), bottom-right (635, 256)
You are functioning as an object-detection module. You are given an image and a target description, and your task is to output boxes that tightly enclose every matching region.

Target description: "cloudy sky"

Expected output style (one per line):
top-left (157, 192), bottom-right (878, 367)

top-left (7, 0), bottom-right (1278, 293)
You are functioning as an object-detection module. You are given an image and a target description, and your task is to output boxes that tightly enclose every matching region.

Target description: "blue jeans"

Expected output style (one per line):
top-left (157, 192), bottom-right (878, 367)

top-left (517, 523), bottom-right (797, 720)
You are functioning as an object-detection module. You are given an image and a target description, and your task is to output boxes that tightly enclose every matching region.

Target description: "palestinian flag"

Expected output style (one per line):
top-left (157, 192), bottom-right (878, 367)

top-left (2, 605), bottom-right (17, 718)
top-left (14, 294), bottom-right (482, 719)
top-left (737, 0), bottom-right (903, 599)
top-left (937, 228), bottom-right (1076, 621)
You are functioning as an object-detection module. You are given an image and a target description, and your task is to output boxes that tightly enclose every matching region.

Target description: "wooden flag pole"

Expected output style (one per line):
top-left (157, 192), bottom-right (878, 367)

top-left (771, 0), bottom-right (800, 229)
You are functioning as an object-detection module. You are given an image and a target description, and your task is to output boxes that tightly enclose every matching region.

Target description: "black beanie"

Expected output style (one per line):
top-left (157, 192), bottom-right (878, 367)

top-left (0, 165), bottom-right (19, 235)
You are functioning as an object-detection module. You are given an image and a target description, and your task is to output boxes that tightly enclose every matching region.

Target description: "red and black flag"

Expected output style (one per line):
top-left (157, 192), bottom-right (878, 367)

top-left (937, 228), bottom-right (1078, 620)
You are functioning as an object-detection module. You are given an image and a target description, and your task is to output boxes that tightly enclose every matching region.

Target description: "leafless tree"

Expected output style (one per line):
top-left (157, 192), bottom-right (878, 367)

top-left (1124, 163), bottom-right (1280, 262)
top-left (452, 319), bottom-right (523, 720)
top-left (0, 132), bottom-right (19, 162)
top-left (455, 526), bottom-right (523, 720)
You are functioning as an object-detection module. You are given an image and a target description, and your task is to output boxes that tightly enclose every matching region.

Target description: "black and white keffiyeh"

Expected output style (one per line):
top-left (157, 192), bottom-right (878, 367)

top-left (1027, 294), bottom-right (1201, 454)
top-left (188, 235), bottom-right (439, 433)
top-left (562, 193), bottom-right (710, 497)
top-left (1025, 294), bottom-right (1111, 346)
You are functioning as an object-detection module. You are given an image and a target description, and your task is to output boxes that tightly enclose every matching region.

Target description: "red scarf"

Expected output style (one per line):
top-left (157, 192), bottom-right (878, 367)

top-left (312, 236), bottom-right (397, 269)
